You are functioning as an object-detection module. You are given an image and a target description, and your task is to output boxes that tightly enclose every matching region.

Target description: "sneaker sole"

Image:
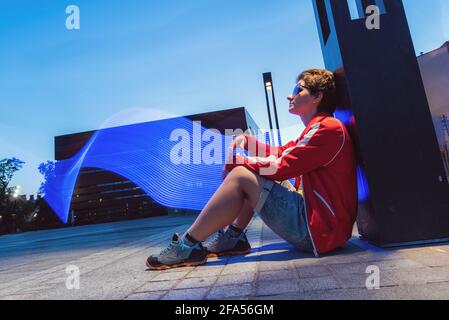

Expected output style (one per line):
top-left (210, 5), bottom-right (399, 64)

top-left (145, 256), bottom-right (208, 271)
top-left (207, 248), bottom-right (251, 258)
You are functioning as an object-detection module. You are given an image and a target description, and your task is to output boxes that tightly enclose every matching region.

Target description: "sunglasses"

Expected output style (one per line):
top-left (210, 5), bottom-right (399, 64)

top-left (292, 83), bottom-right (312, 97)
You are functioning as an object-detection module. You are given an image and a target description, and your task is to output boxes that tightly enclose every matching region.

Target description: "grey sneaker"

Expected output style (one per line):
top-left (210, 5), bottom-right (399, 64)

top-left (206, 228), bottom-right (251, 258)
top-left (146, 233), bottom-right (207, 270)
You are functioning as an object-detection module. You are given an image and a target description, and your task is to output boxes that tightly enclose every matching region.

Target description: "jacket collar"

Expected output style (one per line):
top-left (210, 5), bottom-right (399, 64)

top-left (301, 112), bottom-right (333, 137)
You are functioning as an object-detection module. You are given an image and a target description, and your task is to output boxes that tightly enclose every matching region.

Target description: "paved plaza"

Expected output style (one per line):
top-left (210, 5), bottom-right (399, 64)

top-left (1, 214), bottom-right (449, 300)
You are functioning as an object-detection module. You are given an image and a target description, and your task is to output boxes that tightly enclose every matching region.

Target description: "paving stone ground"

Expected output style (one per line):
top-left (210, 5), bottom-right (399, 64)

top-left (2, 214), bottom-right (449, 300)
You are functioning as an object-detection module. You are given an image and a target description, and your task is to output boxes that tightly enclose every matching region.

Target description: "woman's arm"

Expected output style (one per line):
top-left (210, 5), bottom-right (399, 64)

top-left (235, 134), bottom-right (297, 158)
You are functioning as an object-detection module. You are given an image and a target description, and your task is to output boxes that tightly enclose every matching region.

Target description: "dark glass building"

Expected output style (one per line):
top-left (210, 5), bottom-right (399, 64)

top-left (54, 107), bottom-right (259, 225)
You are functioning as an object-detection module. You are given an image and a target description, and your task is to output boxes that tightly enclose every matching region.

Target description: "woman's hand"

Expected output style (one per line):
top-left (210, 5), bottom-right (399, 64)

top-left (223, 135), bottom-right (246, 180)
top-left (234, 134), bottom-right (246, 149)
top-left (226, 135), bottom-right (246, 161)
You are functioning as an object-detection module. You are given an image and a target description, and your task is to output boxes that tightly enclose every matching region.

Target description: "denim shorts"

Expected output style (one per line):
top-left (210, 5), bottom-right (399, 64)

top-left (254, 179), bottom-right (314, 253)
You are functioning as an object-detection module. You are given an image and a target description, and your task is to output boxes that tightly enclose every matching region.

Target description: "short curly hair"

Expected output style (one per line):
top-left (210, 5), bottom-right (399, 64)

top-left (297, 68), bottom-right (338, 114)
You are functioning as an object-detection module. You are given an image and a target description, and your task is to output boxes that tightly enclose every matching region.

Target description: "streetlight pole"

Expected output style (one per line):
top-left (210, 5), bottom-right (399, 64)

top-left (270, 79), bottom-right (282, 146)
top-left (263, 72), bottom-right (282, 146)
top-left (263, 73), bottom-right (274, 145)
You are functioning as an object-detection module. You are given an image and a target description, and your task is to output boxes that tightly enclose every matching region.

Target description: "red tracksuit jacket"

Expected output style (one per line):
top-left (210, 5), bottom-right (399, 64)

top-left (225, 112), bottom-right (358, 256)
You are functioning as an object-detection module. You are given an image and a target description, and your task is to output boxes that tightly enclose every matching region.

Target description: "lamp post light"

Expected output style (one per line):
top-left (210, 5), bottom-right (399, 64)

top-left (12, 185), bottom-right (20, 199)
top-left (263, 72), bottom-right (282, 146)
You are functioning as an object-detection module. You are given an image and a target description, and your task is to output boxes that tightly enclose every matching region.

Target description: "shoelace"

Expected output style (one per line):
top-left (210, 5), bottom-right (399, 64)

top-left (208, 229), bottom-right (225, 247)
top-left (160, 241), bottom-right (178, 256)
top-left (209, 228), bottom-right (247, 248)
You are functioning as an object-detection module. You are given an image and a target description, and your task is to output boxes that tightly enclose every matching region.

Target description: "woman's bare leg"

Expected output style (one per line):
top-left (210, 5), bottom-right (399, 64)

top-left (231, 200), bottom-right (254, 231)
top-left (186, 167), bottom-right (265, 241)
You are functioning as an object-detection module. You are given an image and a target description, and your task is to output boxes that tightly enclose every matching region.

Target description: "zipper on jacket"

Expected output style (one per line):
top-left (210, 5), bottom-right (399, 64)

top-left (313, 190), bottom-right (337, 218)
top-left (302, 187), bottom-right (319, 257)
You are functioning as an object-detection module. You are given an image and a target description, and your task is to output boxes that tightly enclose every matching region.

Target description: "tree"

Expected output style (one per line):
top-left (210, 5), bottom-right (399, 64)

top-left (0, 157), bottom-right (25, 205)
top-left (0, 157), bottom-right (25, 234)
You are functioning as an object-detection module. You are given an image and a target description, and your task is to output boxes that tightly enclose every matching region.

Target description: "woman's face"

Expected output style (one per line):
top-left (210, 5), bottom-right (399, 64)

top-left (287, 80), bottom-right (322, 117)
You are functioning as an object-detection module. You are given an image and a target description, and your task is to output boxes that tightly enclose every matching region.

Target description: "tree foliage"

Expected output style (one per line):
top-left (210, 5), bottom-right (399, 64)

top-left (0, 157), bottom-right (25, 202)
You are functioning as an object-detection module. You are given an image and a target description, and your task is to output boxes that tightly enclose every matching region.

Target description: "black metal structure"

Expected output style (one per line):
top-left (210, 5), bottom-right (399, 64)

top-left (312, 0), bottom-right (449, 246)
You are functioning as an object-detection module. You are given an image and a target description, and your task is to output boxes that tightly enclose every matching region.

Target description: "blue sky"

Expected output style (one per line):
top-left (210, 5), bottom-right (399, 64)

top-left (1, 0), bottom-right (448, 195)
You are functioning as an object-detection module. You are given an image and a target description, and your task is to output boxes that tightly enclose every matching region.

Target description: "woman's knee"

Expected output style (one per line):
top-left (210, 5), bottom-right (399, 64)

top-left (229, 166), bottom-right (252, 177)
top-left (227, 166), bottom-right (258, 185)
top-left (228, 167), bottom-right (265, 203)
